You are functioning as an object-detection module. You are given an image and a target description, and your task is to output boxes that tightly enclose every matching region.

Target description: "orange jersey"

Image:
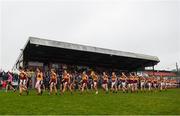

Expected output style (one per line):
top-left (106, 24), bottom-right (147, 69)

top-left (153, 79), bottom-right (157, 83)
top-left (82, 74), bottom-right (88, 81)
top-left (129, 77), bottom-right (134, 82)
top-left (51, 72), bottom-right (57, 82)
top-left (112, 75), bottom-right (116, 82)
top-left (120, 77), bottom-right (126, 81)
top-left (103, 75), bottom-right (108, 81)
top-left (37, 72), bottom-right (43, 81)
top-left (63, 74), bottom-right (70, 82)
top-left (135, 77), bottom-right (139, 82)
top-left (92, 75), bottom-right (98, 81)
top-left (19, 71), bottom-right (26, 80)
top-left (140, 77), bottom-right (145, 81)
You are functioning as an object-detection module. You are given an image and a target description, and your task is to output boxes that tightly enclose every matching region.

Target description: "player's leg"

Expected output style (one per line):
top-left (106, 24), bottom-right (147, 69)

top-left (81, 83), bottom-right (85, 93)
top-left (94, 81), bottom-right (98, 94)
top-left (9, 83), bottom-right (16, 92)
top-left (49, 82), bottom-right (53, 95)
top-left (63, 82), bottom-right (67, 93)
top-left (5, 83), bottom-right (9, 93)
top-left (54, 84), bottom-right (57, 95)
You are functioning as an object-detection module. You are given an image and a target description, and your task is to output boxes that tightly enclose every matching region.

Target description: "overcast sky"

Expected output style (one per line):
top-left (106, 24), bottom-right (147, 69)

top-left (0, 0), bottom-right (180, 71)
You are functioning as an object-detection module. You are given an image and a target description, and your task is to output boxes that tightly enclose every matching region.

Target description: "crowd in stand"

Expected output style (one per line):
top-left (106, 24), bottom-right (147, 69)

top-left (0, 67), bottom-right (178, 95)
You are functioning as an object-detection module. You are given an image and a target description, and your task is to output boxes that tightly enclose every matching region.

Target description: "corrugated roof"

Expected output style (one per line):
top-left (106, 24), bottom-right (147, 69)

top-left (29, 37), bottom-right (160, 62)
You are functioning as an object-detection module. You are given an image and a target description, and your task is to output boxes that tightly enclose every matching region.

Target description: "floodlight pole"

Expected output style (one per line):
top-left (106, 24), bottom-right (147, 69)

top-left (176, 62), bottom-right (179, 73)
top-left (153, 65), bottom-right (155, 76)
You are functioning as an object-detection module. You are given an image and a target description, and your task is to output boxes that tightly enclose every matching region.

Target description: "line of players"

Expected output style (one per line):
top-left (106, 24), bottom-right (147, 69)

top-left (17, 67), bottom-right (177, 95)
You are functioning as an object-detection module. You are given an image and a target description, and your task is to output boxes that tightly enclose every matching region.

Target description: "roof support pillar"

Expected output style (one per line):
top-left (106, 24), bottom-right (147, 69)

top-left (153, 65), bottom-right (155, 76)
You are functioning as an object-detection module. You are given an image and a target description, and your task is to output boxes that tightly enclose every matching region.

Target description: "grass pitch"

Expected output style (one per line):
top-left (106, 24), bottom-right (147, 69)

top-left (0, 89), bottom-right (180, 115)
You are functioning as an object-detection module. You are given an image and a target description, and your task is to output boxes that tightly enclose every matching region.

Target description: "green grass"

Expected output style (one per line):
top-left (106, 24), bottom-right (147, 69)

top-left (0, 89), bottom-right (180, 115)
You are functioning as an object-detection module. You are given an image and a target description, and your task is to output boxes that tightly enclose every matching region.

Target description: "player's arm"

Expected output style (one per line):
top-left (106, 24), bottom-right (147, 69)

top-left (80, 75), bottom-right (83, 83)
top-left (54, 73), bottom-right (58, 84)
top-left (124, 73), bottom-right (128, 78)
top-left (107, 75), bottom-right (109, 81)
top-left (49, 75), bottom-right (52, 84)
top-left (68, 74), bottom-right (71, 83)
top-left (61, 74), bottom-right (64, 82)
top-left (115, 75), bottom-right (117, 81)
top-left (42, 73), bottom-right (44, 79)
top-left (22, 71), bottom-right (27, 78)
top-left (49, 78), bottom-right (52, 84)
top-left (120, 75), bottom-right (122, 80)
top-left (55, 77), bottom-right (57, 85)
top-left (24, 71), bottom-right (28, 81)
top-left (130, 73), bottom-right (132, 77)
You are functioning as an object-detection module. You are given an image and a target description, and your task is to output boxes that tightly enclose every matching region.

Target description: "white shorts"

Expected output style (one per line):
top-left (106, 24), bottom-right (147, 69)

top-left (20, 79), bottom-right (27, 86)
top-left (94, 82), bottom-right (97, 86)
top-left (148, 83), bottom-right (152, 87)
top-left (128, 83), bottom-right (133, 88)
top-left (153, 83), bottom-right (157, 87)
top-left (111, 81), bottom-right (116, 87)
top-left (122, 82), bottom-right (126, 87)
top-left (134, 83), bottom-right (138, 88)
top-left (35, 80), bottom-right (42, 88)
top-left (160, 82), bottom-right (164, 87)
top-left (141, 82), bottom-right (145, 87)
top-left (50, 82), bottom-right (56, 87)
